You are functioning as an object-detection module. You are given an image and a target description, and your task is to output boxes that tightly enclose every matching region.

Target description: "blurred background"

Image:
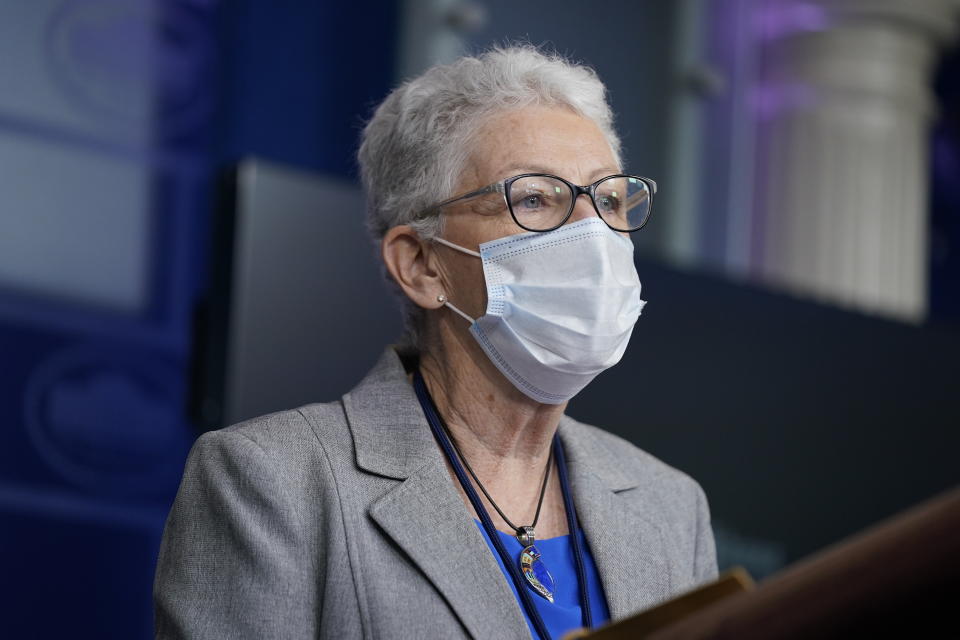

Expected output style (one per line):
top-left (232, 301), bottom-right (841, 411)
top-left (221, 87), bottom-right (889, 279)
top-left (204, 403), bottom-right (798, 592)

top-left (1, 0), bottom-right (958, 637)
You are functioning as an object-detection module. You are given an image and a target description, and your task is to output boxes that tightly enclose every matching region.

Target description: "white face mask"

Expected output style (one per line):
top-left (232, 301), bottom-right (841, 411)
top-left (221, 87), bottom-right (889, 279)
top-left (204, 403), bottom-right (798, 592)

top-left (434, 217), bottom-right (646, 404)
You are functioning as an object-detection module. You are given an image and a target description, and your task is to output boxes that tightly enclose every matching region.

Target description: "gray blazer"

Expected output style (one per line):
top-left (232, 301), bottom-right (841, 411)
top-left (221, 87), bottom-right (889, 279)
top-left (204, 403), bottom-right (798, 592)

top-left (154, 349), bottom-right (717, 639)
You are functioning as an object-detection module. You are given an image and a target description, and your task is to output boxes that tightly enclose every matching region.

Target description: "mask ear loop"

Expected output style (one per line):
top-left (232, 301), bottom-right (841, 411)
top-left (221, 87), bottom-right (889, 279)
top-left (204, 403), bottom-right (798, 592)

top-left (436, 294), bottom-right (475, 325)
top-left (432, 236), bottom-right (481, 325)
top-left (433, 236), bottom-right (481, 258)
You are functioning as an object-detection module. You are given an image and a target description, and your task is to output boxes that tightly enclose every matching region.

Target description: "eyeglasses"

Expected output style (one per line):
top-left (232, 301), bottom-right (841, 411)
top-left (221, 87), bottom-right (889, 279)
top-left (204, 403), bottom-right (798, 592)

top-left (417, 173), bottom-right (657, 233)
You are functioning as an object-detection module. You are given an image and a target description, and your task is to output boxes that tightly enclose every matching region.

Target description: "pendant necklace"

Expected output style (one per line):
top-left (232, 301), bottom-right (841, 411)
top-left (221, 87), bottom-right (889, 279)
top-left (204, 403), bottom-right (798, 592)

top-left (443, 419), bottom-right (557, 603)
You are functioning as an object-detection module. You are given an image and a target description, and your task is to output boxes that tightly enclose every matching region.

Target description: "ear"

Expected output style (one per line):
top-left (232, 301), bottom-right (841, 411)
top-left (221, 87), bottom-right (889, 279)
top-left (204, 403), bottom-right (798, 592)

top-left (381, 225), bottom-right (445, 311)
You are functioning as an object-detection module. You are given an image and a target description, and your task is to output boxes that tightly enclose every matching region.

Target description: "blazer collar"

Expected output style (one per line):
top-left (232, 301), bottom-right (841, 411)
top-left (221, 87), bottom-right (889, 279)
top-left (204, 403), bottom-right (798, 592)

top-left (342, 348), bottom-right (439, 480)
top-left (557, 415), bottom-right (674, 618)
top-left (556, 415), bottom-right (639, 492)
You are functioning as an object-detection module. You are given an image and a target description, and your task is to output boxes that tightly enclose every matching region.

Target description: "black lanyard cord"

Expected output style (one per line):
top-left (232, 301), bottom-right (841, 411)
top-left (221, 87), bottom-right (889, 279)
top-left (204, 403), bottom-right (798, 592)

top-left (413, 370), bottom-right (594, 639)
top-left (555, 438), bottom-right (593, 629)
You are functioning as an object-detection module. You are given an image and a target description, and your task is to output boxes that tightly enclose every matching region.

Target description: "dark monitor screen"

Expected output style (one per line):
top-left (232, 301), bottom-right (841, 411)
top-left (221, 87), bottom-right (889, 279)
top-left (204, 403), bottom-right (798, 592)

top-left (194, 159), bottom-right (402, 429)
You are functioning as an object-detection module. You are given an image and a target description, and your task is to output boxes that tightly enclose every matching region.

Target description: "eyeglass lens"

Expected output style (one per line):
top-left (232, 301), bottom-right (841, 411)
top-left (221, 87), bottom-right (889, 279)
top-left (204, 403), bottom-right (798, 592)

top-left (507, 175), bottom-right (652, 231)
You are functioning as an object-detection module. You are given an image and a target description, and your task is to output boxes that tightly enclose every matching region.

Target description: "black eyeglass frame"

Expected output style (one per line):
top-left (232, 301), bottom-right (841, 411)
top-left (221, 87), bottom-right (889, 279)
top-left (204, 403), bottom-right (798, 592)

top-left (417, 173), bottom-right (658, 233)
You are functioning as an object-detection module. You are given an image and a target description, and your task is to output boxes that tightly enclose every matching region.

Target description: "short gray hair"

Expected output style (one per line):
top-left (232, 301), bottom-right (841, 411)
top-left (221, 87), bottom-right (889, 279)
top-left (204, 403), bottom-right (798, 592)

top-left (357, 44), bottom-right (622, 349)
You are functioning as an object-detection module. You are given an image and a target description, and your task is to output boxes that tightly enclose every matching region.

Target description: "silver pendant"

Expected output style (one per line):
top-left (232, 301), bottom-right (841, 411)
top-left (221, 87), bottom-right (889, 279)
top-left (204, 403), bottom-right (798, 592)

top-left (517, 526), bottom-right (555, 603)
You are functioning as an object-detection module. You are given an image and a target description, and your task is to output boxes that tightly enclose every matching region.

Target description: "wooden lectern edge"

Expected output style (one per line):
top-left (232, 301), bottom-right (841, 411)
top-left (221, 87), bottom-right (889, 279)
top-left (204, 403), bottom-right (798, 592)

top-left (646, 485), bottom-right (960, 639)
top-left (563, 486), bottom-right (960, 639)
top-left (561, 567), bottom-right (755, 640)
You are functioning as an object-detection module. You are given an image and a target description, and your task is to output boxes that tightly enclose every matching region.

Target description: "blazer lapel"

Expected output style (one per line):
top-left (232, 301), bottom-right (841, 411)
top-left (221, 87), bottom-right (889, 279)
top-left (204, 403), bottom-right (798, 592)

top-left (344, 349), bottom-right (531, 640)
top-left (369, 459), bottom-right (531, 640)
top-left (559, 418), bottom-right (674, 620)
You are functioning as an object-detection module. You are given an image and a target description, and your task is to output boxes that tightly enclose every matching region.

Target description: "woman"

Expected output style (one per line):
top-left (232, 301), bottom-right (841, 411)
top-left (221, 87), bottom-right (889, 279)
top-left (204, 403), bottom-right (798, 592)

top-left (154, 46), bottom-right (717, 640)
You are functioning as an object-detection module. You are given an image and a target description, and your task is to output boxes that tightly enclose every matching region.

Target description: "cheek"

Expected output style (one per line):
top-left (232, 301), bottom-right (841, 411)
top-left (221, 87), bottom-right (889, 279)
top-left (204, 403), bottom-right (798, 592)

top-left (491, 217), bottom-right (524, 241)
top-left (454, 258), bottom-right (488, 317)
top-left (435, 247), bottom-right (488, 318)
top-left (459, 209), bottom-right (523, 246)
top-left (464, 217), bottom-right (527, 251)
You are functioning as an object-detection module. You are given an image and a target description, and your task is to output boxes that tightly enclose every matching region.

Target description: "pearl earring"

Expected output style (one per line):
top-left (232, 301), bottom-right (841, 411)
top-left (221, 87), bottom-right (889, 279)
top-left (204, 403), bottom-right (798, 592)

top-left (437, 294), bottom-right (447, 304)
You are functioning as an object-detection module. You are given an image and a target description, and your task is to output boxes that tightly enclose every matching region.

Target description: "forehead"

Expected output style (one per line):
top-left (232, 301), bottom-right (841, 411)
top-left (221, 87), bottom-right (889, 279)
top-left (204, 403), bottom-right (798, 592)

top-left (463, 106), bottom-right (618, 186)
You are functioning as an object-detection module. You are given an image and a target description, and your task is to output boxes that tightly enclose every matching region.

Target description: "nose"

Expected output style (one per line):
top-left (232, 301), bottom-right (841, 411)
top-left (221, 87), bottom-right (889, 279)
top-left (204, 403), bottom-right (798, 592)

top-left (568, 192), bottom-right (596, 224)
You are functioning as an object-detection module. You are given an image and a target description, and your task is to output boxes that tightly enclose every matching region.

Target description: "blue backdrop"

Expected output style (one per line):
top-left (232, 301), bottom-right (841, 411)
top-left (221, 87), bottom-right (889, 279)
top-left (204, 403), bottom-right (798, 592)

top-left (0, 1), bottom-right (396, 637)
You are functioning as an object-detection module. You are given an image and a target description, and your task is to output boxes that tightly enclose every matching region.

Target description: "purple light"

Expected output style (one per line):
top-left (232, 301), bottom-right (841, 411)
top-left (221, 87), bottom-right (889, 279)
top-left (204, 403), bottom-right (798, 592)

top-left (751, 83), bottom-right (816, 119)
top-left (753, 1), bottom-right (828, 41)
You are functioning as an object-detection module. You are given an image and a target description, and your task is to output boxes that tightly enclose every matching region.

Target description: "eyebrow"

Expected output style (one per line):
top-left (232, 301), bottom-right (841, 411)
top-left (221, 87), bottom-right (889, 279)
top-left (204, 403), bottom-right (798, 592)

top-left (498, 165), bottom-right (623, 183)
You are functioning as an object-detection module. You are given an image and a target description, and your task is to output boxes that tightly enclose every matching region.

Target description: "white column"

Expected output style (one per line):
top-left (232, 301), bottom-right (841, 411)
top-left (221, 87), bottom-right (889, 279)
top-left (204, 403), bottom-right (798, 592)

top-left (752, 0), bottom-right (959, 321)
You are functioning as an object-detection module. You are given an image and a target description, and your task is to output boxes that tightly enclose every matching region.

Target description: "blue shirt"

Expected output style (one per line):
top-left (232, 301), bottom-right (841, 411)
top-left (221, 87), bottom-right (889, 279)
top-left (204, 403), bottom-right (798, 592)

top-left (475, 522), bottom-right (611, 639)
